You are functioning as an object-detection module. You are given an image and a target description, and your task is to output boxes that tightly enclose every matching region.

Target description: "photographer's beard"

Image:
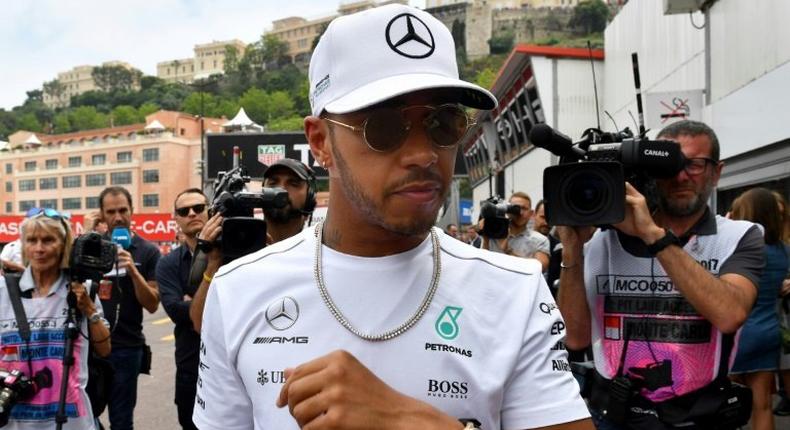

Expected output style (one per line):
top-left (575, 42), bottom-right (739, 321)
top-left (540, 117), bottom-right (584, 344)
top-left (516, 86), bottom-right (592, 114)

top-left (264, 203), bottom-right (303, 224)
top-left (658, 179), bottom-right (714, 217)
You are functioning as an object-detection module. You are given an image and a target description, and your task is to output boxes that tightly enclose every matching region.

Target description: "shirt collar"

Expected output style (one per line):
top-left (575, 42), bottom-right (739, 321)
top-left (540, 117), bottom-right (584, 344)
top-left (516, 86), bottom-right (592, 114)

top-left (19, 266), bottom-right (68, 297)
top-left (679, 206), bottom-right (717, 239)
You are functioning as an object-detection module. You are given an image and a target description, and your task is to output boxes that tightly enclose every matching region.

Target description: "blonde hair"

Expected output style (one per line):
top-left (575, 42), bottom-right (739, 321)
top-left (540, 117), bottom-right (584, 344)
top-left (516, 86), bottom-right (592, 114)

top-left (20, 216), bottom-right (73, 269)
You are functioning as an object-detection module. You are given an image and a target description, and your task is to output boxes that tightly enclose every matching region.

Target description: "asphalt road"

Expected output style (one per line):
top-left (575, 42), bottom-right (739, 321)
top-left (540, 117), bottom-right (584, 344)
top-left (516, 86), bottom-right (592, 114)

top-left (95, 308), bottom-right (790, 430)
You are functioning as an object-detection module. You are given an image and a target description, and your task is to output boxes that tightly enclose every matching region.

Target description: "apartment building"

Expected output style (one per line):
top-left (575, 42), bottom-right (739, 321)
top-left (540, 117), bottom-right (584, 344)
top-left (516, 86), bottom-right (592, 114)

top-left (156, 39), bottom-right (247, 83)
top-left (1, 111), bottom-right (225, 215)
top-left (265, 0), bottom-right (406, 65)
top-left (42, 61), bottom-right (141, 109)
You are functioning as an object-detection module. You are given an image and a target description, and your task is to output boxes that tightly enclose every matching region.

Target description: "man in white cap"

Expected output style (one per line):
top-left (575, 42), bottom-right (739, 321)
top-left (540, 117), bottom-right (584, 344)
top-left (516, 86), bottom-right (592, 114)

top-left (194, 4), bottom-right (592, 430)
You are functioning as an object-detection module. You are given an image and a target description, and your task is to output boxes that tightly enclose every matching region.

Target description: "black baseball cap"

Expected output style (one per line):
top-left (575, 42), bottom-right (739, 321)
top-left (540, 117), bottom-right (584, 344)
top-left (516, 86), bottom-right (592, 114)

top-left (263, 158), bottom-right (312, 181)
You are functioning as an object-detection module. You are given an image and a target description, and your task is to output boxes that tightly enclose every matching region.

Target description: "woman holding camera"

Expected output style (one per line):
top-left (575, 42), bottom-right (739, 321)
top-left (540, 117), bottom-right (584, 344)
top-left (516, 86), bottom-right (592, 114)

top-left (0, 209), bottom-right (110, 429)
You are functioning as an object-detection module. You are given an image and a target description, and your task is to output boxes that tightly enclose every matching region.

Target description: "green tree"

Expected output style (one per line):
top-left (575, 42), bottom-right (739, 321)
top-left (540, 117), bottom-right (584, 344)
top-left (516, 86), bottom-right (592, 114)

top-left (474, 67), bottom-right (497, 90)
top-left (137, 102), bottom-right (160, 118)
top-left (266, 116), bottom-right (304, 131)
top-left (182, 92), bottom-right (217, 116)
top-left (43, 79), bottom-right (66, 105)
top-left (260, 34), bottom-right (290, 68)
top-left (488, 31), bottom-right (515, 55)
top-left (570, 0), bottom-right (610, 34)
top-left (69, 106), bottom-right (107, 131)
top-left (264, 91), bottom-right (296, 120)
top-left (111, 105), bottom-right (142, 126)
top-left (238, 88), bottom-right (269, 124)
top-left (25, 89), bottom-right (43, 103)
top-left (92, 65), bottom-right (141, 93)
top-left (223, 45), bottom-right (240, 75)
top-left (52, 112), bottom-right (72, 134)
top-left (17, 113), bottom-right (42, 132)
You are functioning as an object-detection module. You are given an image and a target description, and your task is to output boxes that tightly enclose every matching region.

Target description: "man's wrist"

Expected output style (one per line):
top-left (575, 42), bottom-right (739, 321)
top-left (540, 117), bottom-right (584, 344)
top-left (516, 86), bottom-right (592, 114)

top-left (643, 226), bottom-right (667, 246)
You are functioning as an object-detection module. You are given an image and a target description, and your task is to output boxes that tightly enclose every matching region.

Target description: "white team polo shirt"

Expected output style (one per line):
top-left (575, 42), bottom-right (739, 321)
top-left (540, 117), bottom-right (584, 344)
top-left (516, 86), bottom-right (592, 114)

top-left (194, 227), bottom-right (589, 430)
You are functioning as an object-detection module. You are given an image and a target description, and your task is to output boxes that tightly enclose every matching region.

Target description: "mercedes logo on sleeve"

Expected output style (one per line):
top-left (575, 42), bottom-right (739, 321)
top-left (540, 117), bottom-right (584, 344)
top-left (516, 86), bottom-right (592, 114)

top-left (265, 297), bottom-right (300, 331)
top-left (385, 13), bottom-right (435, 59)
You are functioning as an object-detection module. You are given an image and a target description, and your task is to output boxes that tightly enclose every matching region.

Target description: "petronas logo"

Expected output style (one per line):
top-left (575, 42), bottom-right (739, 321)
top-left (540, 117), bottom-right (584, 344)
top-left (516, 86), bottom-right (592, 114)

top-left (435, 306), bottom-right (463, 340)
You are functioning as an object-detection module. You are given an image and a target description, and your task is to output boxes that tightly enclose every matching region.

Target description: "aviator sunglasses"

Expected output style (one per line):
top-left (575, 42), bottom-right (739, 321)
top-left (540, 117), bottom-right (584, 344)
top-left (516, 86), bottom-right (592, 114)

top-left (26, 207), bottom-right (70, 220)
top-left (322, 104), bottom-right (475, 152)
top-left (175, 203), bottom-right (207, 217)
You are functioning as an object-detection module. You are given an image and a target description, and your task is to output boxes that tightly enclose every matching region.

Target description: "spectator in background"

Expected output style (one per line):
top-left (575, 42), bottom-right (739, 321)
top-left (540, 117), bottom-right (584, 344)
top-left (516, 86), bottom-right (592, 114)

top-left (772, 191), bottom-right (790, 417)
top-left (98, 186), bottom-right (161, 430)
top-left (483, 191), bottom-right (550, 271)
top-left (466, 223), bottom-right (482, 248)
top-left (728, 187), bottom-right (787, 430)
top-left (157, 188), bottom-right (209, 430)
top-left (534, 199), bottom-right (562, 296)
top-left (445, 223), bottom-right (459, 239)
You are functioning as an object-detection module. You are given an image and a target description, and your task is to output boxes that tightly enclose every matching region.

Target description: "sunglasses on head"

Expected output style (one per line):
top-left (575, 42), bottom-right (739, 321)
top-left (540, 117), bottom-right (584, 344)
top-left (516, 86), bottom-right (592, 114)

top-left (26, 207), bottom-right (70, 220)
top-left (322, 104), bottom-right (474, 152)
top-left (175, 203), bottom-right (206, 217)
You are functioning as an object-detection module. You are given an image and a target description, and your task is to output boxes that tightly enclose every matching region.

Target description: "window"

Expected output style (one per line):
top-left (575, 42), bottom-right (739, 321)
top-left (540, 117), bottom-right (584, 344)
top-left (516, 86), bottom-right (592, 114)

top-left (5, 182), bottom-right (11, 192)
top-left (45, 159), bottom-right (58, 170)
top-left (62, 176), bottom-right (81, 188)
top-left (19, 201), bottom-right (35, 212)
top-left (117, 151), bottom-right (132, 163)
top-left (5, 163), bottom-right (11, 174)
top-left (86, 197), bottom-right (100, 209)
top-left (92, 154), bottom-right (106, 165)
top-left (62, 198), bottom-right (81, 210)
top-left (24, 161), bottom-right (36, 172)
top-left (143, 194), bottom-right (159, 208)
top-left (19, 179), bottom-right (35, 191)
top-left (86, 174), bottom-right (106, 187)
top-left (39, 177), bottom-right (57, 190)
top-left (39, 199), bottom-right (57, 209)
top-left (142, 148), bottom-right (159, 162)
top-left (5, 202), bottom-right (11, 213)
top-left (111, 172), bottom-right (132, 185)
top-left (68, 156), bottom-right (82, 167)
top-left (142, 170), bottom-right (159, 183)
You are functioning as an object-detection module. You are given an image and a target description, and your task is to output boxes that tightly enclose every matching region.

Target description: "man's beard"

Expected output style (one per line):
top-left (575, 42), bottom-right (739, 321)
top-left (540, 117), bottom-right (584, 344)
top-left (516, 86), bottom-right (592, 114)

top-left (658, 181), bottom-right (713, 217)
top-left (331, 143), bottom-right (442, 237)
top-left (264, 205), bottom-right (302, 224)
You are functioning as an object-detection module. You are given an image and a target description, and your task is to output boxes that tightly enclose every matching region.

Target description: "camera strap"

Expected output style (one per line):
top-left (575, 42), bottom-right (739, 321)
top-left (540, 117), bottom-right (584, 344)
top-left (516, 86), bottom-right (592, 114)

top-left (4, 273), bottom-right (30, 342)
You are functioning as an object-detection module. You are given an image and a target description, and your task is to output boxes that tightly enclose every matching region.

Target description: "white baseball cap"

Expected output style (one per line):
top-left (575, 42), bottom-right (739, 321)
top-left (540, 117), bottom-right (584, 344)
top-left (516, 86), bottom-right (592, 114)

top-left (308, 3), bottom-right (497, 117)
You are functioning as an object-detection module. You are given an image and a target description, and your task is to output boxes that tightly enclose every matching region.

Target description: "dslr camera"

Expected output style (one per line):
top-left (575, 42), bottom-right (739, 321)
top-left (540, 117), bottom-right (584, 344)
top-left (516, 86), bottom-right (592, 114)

top-left (0, 367), bottom-right (53, 426)
top-left (479, 196), bottom-right (521, 239)
top-left (70, 232), bottom-right (117, 283)
top-left (528, 124), bottom-right (685, 226)
top-left (201, 163), bottom-right (289, 262)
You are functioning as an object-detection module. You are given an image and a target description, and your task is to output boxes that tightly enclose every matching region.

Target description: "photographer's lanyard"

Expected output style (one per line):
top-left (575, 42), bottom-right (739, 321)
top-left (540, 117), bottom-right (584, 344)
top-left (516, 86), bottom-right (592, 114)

top-left (4, 273), bottom-right (35, 377)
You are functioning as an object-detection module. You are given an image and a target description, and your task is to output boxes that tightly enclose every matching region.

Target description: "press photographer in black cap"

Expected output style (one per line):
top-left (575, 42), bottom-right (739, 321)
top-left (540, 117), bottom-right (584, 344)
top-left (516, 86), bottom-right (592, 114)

top-left (189, 158), bottom-right (316, 331)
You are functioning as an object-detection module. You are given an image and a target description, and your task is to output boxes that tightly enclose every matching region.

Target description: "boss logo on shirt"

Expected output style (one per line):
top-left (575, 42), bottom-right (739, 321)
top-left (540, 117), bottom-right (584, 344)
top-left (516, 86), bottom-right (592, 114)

top-left (427, 379), bottom-right (469, 399)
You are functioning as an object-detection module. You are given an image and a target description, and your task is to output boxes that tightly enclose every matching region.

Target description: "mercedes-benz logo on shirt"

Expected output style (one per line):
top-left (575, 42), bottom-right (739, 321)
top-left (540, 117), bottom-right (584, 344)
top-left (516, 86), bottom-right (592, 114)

top-left (385, 13), bottom-right (435, 59)
top-left (265, 297), bottom-right (300, 331)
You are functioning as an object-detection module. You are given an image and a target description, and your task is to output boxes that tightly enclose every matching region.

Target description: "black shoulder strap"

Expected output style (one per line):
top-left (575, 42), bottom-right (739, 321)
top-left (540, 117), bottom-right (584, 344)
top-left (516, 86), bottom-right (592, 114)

top-left (4, 273), bottom-right (31, 342)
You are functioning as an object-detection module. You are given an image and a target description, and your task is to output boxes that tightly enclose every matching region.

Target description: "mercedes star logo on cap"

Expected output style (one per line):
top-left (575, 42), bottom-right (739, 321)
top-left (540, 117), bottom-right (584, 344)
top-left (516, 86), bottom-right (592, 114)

top-left (265, 296), bottom-right (300, 331)
top-left (385, 13), bottom-right (435, 59)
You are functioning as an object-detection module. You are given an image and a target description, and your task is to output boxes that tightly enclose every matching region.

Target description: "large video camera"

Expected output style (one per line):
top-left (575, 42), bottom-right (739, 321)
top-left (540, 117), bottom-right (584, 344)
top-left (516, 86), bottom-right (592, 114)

top-left (0, 367), bottom-right (53, 426)
top-left (528, 123), bottom-right (685, 226)
top-left (479, 196), bottom-right (521, 239)
top-left (202, 162), bottom-right (289, 262)
top-left (70, 232), bottom-right (117, 283)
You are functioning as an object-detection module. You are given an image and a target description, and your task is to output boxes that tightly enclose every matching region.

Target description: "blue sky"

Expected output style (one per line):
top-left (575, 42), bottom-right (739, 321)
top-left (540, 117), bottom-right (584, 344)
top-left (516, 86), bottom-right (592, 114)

top-left (0, 0), bottom-right (425, 110)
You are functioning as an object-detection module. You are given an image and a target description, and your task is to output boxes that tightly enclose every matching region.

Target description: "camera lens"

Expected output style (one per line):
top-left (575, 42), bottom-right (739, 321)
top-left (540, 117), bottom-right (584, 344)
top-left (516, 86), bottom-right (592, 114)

top-left (564, 171), bottom-right (609, 215)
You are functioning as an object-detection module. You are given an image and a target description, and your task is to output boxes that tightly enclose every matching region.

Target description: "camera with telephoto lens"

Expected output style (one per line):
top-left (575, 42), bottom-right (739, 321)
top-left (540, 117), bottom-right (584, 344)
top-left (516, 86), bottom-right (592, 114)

top-left (0, 367), bottom-right (53, 427)
top-left (200, 164), bottom-right (289, 262)
top-left (70, 232), bottom-right (117, 283)
top-left (479, 196), bottom-right (522, 239)
top-left (528, 123), bottom-right (686, 226)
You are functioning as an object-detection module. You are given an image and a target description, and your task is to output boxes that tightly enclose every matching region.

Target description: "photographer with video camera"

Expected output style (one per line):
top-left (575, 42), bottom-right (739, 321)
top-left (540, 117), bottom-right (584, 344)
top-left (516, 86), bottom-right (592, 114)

top-left (188, 158), bottom-right (308, 332)
top-left (0, 208), bottom-right (110, 429)
top-left (554, 120), bottom-right (764, 429)
top-left (480, 192), bottom-right (550, 271)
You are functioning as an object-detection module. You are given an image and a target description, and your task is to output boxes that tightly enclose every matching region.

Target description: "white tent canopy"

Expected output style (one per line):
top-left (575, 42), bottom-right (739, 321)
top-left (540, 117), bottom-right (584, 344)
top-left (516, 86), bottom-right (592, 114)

top-left (223, 108), bottom-right (264, 132)
top-left (24, 133), bottom-right (42, 145)
top-left (144, 120), bottom-right (166, 131)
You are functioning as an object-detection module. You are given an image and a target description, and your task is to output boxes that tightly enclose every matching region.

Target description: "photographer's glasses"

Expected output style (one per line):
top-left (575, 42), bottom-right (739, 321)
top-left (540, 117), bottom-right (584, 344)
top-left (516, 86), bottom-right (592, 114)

top-left (322, 104), bottom-right (474, 152)
top-left (26, 207), bottom-right (70, 220)
top-left (683, 157), bottom-right (715, 176)
top-left (175, 203), bottom-right (206, 217)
